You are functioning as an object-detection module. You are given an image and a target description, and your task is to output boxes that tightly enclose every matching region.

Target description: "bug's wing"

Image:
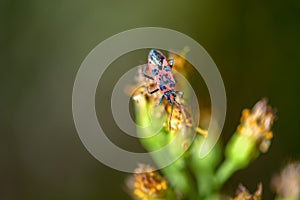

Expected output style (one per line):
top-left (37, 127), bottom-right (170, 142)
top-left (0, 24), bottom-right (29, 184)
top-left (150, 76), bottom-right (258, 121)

top-left (148, 62), bottom-right (160, 77)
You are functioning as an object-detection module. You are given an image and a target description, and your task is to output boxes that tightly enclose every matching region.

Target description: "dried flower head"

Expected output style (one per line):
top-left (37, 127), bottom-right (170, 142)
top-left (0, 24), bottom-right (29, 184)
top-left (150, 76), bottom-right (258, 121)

top-left (131, 69), bottom-right (200, 133)
top-left (237, 98), bottom-right (276, 153)
top-left (133, 164), bottom-right (168, 200)
top-left (163, 98), bottom-right (191, 129)
top-left (126, 68), bottom-right (161, 104)
top-left (271, 162), bottom-right (300, 199)
top-left (232, 183), bottom-right (262, 200)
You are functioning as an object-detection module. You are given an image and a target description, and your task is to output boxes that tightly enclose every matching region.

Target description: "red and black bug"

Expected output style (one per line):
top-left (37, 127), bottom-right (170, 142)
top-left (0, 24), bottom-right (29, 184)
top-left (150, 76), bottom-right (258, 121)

top-left (143, 49), bottom-right (183, 105)
top-left (143, 49), bottom-right (184, 129)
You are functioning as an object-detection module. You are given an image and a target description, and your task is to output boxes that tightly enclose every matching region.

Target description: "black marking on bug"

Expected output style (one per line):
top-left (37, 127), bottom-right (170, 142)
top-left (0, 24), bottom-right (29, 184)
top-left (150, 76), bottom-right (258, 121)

top-left (169, 83), bottom-right (175, 88)
top-left (159, 74), bottom-right (173, 84)
top-left (152, 69), bottom-right (159, 76)
top-left (159, 85), bottom-right (166, 90)
top-left (163, 66), bottom-right (171, 71)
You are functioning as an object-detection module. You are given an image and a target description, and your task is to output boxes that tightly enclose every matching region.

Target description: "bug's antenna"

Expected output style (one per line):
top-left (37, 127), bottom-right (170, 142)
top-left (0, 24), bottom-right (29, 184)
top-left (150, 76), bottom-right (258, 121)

top-left (168, 103), bottom-right (174, 131)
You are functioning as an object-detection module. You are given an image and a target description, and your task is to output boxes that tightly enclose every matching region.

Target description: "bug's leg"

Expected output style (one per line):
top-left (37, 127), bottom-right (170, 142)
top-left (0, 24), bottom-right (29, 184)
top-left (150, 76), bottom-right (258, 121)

top-left (174, 99), bottom-right (180, 106)
top-left (169, 103), bottom-right (174, 131)
top-left (142, 65), bottom-right (154, 80)
top-left (146, 87), bottom-right (159, 94)
top-left (157, 94), bottom-right (165, 105)
top-left (171, 91), bottom-right (182, 105)
top-left (168, 58), bottom-right (174, 68)
top-left (172, 91), bottom-right (188, 125)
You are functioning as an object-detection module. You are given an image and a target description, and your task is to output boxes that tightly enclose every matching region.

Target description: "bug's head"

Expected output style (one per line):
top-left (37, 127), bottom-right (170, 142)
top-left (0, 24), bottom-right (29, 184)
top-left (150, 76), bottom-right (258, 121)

top-left (148, 49), bottom-right (165, 69)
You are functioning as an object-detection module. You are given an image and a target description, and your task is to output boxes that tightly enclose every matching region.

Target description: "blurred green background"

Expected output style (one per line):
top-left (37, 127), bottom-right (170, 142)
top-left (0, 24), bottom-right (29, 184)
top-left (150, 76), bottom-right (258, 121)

top-left (1, 0), bottom-right (300, 199)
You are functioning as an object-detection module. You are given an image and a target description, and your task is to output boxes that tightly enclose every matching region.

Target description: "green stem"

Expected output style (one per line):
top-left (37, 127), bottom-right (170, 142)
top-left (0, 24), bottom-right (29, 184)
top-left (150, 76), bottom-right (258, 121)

top-left (215, 159), bottom-right (239, 189)
top-left (134, 97), bottom-right (197, 198)
top-left (162, 158), bottom-right (199, 200)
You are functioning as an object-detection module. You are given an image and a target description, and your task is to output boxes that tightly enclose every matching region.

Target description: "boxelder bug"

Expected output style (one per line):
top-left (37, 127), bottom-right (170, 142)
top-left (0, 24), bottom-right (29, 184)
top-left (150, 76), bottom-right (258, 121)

top-left (142, 49), bottom-right (184, 130)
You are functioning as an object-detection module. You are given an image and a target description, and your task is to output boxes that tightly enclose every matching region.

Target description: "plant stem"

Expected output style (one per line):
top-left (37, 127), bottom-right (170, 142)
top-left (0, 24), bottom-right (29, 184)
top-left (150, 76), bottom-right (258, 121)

top-left (215, 159), bottom-right (238, 189)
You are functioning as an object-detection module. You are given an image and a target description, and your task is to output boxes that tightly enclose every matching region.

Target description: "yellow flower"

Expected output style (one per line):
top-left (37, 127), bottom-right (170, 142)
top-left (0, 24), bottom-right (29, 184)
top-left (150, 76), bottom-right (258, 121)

top-left (133, 164), bottom-right (168, 200)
